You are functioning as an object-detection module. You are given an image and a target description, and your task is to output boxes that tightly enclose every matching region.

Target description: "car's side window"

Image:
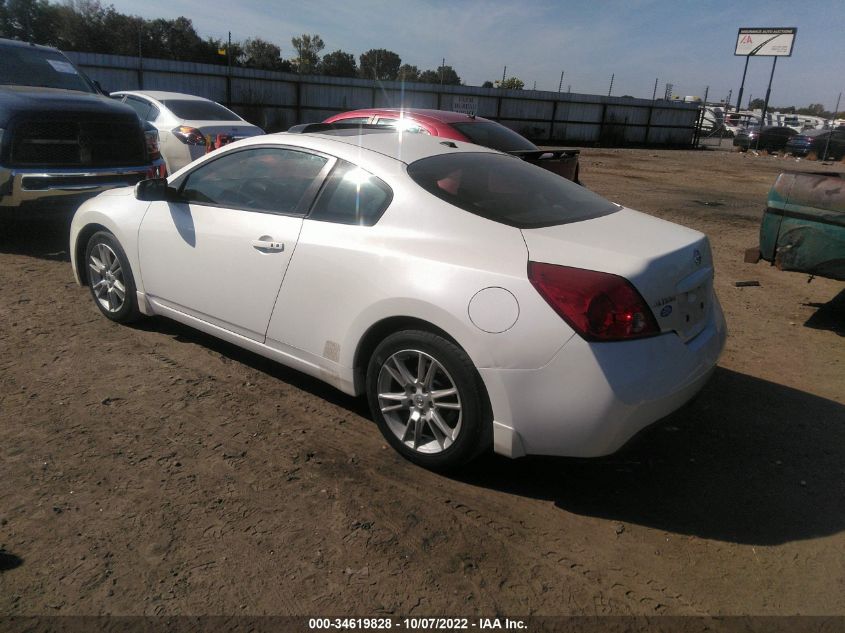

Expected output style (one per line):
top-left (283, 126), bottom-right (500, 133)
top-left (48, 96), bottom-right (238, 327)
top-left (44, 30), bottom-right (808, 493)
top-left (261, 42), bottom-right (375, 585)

top-left (146, 104), bottom-right (160, 123)
top-left (336, 116), bottom-right (370, 124)
top-left (308, 159), bottom-right (392, 226)
top-left (124, 96), bottom-right (152, 121)
top-left (180, 147), bottom-right (329, 215)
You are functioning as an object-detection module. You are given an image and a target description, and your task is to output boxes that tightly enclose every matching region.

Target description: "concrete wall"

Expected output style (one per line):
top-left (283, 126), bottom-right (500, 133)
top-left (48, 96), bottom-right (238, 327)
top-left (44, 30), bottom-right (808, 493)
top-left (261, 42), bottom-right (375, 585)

top-left (66, 51), bottom-right (700, 147)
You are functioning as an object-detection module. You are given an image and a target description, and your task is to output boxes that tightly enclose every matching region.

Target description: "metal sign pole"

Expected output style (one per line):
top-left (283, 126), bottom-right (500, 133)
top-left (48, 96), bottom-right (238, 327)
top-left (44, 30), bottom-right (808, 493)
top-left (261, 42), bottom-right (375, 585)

top-left (735, 55), bottom-right (750, 112)
top-left (755, 56), bottom-right (778, 150)
top-left (822, 91), bottom-right (841, 160)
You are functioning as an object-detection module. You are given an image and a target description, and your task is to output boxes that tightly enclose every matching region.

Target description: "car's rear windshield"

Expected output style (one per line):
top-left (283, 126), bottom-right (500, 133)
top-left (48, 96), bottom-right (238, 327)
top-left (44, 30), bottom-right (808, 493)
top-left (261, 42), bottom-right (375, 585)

top-left (0, 45), bottom-right (93, 92)
top-left (451, 121), bottom-right (537, 152)
top-left (161, 99), bottom-right (242, 121)
top-left (407, 153), bottom-right (619, 229)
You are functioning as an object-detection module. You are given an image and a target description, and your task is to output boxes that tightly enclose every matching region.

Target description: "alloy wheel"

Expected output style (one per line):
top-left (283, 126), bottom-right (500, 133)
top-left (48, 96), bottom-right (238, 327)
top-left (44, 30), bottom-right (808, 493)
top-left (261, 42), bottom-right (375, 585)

top-left (88, 242), bottom-right (126, 313)
top-left (376, 349), bottom-right (463, 454)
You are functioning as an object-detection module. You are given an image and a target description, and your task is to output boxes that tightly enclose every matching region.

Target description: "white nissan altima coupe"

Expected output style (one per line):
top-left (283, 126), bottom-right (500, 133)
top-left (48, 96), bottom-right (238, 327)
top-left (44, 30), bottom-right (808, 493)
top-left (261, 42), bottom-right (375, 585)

top-left (69, 126), bottom-right (726, 470)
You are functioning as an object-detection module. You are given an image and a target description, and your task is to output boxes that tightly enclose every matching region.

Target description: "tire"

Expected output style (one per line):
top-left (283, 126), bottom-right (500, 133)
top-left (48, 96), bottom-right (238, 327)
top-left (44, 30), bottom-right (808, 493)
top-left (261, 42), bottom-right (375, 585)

top-left (84, 231), bottom-right (141, 323)
top-left (366, 330), bottom-right (491, 471)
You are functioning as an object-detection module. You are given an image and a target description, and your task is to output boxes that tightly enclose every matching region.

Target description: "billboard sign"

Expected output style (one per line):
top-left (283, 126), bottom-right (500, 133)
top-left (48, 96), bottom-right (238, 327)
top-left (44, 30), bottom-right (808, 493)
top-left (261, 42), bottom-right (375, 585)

top-left (735, 28), bottom-right (797, 56)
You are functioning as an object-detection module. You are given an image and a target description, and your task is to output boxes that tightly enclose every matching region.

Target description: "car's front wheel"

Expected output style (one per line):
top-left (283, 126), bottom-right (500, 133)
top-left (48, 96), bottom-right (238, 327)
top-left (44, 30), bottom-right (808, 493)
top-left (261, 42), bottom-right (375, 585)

top-left (366, 330), bottom-right (490, 471)
top-left (84, 231), bottom-right (141, 323)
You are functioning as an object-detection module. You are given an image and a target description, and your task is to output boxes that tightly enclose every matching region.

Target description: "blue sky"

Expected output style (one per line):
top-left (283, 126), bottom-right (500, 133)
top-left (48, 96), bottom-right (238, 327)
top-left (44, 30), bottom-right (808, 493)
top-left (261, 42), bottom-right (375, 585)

top-left (107, 0), bottom-right (844, 109)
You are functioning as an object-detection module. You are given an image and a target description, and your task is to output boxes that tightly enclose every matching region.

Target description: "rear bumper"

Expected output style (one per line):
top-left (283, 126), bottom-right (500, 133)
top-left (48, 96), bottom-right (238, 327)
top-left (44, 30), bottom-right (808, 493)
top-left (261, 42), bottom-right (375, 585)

top-left (0, 161), bottom-right (165, 209)
top-left (482, 296), bottom-right (727, 458)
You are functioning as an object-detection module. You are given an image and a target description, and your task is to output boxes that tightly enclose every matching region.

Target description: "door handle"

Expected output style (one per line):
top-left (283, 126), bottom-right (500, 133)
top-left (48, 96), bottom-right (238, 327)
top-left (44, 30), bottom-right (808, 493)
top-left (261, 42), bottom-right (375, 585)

top-left (251, 239), bottom-right (284, 252)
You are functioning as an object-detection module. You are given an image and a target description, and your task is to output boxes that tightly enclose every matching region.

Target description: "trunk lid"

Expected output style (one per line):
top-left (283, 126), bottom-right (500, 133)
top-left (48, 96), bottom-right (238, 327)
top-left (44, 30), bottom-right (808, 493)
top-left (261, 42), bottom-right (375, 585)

top-left (194, 122), bottom-right (264, 141)
top-left (521, 208), bottom-right (714, 342)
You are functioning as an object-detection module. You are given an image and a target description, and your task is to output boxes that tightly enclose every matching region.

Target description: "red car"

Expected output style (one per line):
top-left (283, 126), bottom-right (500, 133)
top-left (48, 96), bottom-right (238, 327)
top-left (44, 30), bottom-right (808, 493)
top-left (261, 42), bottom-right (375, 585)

top-left (323, 108), bottom-right (581, 183)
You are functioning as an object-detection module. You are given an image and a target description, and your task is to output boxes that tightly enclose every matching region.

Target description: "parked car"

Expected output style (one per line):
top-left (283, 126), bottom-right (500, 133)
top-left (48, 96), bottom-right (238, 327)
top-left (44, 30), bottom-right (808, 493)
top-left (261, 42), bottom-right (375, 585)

top-left (0, 38), bottom-right (165, 215)
top-left (70, 128), bottom-right (725, 470)
top-left (732, 125), bottom-right (797, 153)
top-left (746, 170), bottom-right (845, 281)
top-left (111, 90), bottom-right (265, 174)
top-left (323, 107), bottom-right (581, 182)
top-left (785, 127), bottom-right (845, 160)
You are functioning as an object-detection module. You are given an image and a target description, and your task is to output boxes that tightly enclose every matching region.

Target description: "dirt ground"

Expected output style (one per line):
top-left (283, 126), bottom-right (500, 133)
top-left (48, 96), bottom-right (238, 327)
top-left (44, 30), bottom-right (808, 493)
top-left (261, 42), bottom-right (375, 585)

top-left (1, 147), bottom-right (843, 619)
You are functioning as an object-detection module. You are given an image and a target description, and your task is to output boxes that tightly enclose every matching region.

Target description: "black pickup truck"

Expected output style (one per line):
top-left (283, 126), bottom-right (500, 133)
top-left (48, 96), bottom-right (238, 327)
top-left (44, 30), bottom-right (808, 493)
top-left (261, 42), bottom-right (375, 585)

top-left (0, 37), bottom-right (165, 214)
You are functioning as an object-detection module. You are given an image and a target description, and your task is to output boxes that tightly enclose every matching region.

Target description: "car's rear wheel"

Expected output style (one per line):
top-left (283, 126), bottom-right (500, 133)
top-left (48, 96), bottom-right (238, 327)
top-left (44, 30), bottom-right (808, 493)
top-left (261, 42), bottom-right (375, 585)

top-left (366, 330), bottom-right (490, 471)
top-left (85, 231), bottom-right (141, 323)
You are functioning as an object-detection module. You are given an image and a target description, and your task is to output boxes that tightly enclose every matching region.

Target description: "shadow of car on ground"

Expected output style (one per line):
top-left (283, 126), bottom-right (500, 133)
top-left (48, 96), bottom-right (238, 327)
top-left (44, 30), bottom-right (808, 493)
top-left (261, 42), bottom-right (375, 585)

top-left (455, 367), bottom-right (845, 546)
top-left (803, 288), bottom-right (845, 336)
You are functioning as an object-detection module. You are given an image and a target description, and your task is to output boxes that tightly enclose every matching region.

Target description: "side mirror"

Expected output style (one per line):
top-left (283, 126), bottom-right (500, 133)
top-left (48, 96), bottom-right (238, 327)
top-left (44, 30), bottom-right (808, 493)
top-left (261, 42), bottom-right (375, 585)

top-left (135, 178), bottom-right (175, 201)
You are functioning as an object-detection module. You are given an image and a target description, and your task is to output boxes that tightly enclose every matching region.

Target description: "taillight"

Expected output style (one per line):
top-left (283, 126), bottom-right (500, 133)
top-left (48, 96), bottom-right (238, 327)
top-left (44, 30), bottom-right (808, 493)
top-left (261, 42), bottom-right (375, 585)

top-left (528, 262), bottom-right (660, 342)
top-left (172, 126), bottom-right (207, 146)
top-left (144, 127), bottom-right (161, 160)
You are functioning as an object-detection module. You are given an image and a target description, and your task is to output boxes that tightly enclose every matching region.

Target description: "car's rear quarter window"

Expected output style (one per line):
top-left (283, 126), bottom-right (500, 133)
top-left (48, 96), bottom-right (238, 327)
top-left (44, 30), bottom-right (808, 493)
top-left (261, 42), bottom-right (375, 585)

top-left (407, 153), bottom-right (618, 229)
top-left (309, 160), bottom-right (392, 226)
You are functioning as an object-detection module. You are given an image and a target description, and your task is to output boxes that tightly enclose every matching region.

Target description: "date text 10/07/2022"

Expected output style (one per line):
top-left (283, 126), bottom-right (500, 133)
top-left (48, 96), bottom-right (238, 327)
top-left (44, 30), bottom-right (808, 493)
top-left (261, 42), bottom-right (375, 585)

top-left (308, 618), bottom-right (528, 630)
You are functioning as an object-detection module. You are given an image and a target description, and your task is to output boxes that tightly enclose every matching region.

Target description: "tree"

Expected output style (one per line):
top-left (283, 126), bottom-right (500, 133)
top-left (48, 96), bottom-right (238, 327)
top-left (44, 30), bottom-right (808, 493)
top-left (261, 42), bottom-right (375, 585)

top-left (290, 33), bottom-right (323, 74)
top-left (481, 80), bottom-right (494, 88)
top-left (358, 48), bottom-right (401, 80)
top-left (419, 64), bottom-right (460, 85)
top-left (397, 64), bottom-right (420, 81)
top-left (495, 77), bottom-right (524, 90)
top-left (748, 98), bottom-right (765, 110)
top-left (242, 37), bottom-right (290, 71)
top-left (319, 49), bottom-right (357, 77)
top-left (2, 0), bottom-right (61, 44)
top-left (805, 103), bottom-right (825, 116)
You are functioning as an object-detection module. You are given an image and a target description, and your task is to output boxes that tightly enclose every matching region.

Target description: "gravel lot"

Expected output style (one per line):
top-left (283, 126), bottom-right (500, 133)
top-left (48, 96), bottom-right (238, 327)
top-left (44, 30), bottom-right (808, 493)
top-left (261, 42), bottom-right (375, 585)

top-left (1, 148), bottom-right (843, 618)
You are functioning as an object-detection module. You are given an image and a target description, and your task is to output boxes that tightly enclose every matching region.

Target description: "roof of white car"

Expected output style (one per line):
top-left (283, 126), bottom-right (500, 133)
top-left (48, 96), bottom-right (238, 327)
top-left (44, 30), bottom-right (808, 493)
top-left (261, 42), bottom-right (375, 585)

top-left (271, 129), bottom-right (501, 166)
top-left (111, 90), bottom-right (210, 102)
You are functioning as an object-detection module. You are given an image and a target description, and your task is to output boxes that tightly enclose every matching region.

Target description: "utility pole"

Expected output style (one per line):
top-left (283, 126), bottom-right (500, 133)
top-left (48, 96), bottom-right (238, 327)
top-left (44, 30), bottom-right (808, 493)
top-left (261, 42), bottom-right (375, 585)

top-left (703, 85), bottom-right (709, 105)
top-left (608, 73), bottom-right (614, 97)
top-left (137, 24), bottom-right (144, 89)
top-left (501, 65), bottom-right (507, 85)
top-left (652, 77), bottom-right (658, 101)
top-left (558, 70), bottom-right (564, 92)
top-left (440, 57), bottom-right (445, 85)
top-left (226, 31), bottom-right (232, 109)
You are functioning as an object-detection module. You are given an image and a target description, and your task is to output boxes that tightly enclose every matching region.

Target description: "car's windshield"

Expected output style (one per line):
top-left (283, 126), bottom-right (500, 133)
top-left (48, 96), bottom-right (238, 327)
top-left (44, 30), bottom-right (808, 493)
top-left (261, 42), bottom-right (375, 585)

top-left (408, 152), bottom-right (619, 229)
top-left (161, 99), bottom-right (242, 121)
top-left (0, 45), bottom-right (94, 92)
top-left (451, 121), bottom-right (538, 152)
